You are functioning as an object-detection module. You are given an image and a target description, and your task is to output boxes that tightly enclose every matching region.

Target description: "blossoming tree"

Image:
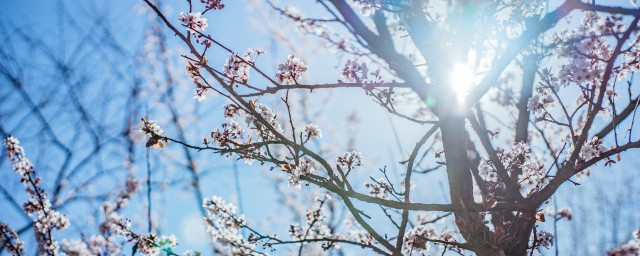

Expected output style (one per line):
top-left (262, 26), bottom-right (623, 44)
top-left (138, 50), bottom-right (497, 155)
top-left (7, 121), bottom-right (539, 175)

top-left (130, 0), bottom-right (640, 255)
top-left (4, 0), bottom-right (640, 255)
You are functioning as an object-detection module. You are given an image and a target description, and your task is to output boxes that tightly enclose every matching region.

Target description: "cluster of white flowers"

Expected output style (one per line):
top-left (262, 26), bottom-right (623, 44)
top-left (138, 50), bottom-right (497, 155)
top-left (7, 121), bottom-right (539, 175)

top-left (210, 121), bottom-right (243, 147)
top-left (527, 69), bottom-right (559, 118)
top-left (403, 225), bottom-right (435, 254)
top-left (140, 118), bottom-right (168, 148)
top-left (286, 195), bottom-right (335, 245)
top-left (224, 49), bottom-right (264, 84)
top-left (534, 231), bottom-right (554, 252)
top-left (4, 135), bottom-right (70, 255)
top-left (251, 104), bottom-right (282, 135)
top-left (179, 12), bottom-right (208, 32)
top-left (187, 61), bottom-right (209, 102)
top-left (340, 214), bottom-right (375, 246)
top-left (478, 159), bottom-right (498, 183)
top-left (608, 228), bottom-right (640, 256)
top-left (138, 234), bottom-right (177, 256)
top-left (60, 235), bottom-right (117, 255)
top-left (341, 59), bottom-right (383, 89)
top-left (579, 137), bottom-right (606, 161)
top-left (140, 118), bottom-right (165, 138)
top-left (527, 89), bottom-right (555, 115)
top-left (60, 178), bottom-right (140, 256)
top-left (224, 103), bottom-right (241, 119)
top-left (364, 178), bottom-right (392, 199)
top-left (0, 222), bottom-right (24, 256)
top-left (502, 143), bottom-right (547, 194)
top-left (337, 151), bottom-right (364, 168)
top-left (108, 217), bottom-right (177, 256)
top-left (518, 160), bottom-right (546, 195)
top-left (304, 124), bottom-right (322, 140)
top-left (287, 158), bottom-right (316, 188)
top-left (342, 59), bottom-right (368, 82)
top-left (608, 242), bottom-right (640, 256)
top-left (65, 235), bottom-right (121, 256)
top-left (101, 178), bottom-right (139, 232)
top-left (276, 55), bottom-right (308, 84)
top-left (203, 196), bottom-right (260, 255)
top-left (558, 53), bottom-right (604, 86)
top-left (286, 195), bottom-right (380, 250)
top-left (478, 142), bottom-right (547, 195)
top-left (555, 14), bottom-right (615, 86)
top-left (201, 0), bottom-right (224, 11)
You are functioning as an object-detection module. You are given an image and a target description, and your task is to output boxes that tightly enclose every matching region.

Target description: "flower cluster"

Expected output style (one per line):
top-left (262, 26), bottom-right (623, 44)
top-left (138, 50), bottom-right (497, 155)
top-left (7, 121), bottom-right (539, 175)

top-left (608, 228), bottom-right (640, 256)
top-left (284, 195), bottom-right (381, 252)
top-left (285, 195), bottom-right (339, 249)
top-left (276, 55), bottom-right (308, 84)
top-left (402, 226), bottom-right (435, 254)
top-left (337, 151), bottom-right (364, 169)
top-left (477, 142), bottom-right (547, 195)
top-left (304, 124), bottom-right (322, 140)
top-left (533, 231), bottom-right (554, 252)
top-left (201, 0), bottom-right (224, 11)
top-left (478, 159), bottom-right (498, 183)
top-left (101, 178), bottom-right (140, 234)
top-left (556, 14), bottom-right (614, 86)
top-left (527, 70), bottom-right (558, 117)
top-left (341, 59), bottom-right (383, 89)
top-left (60, 235), bottom-right (121, 256)
top-left (0, 222), bottom-right (24, 256)
top-left (608, 243), bottom-right (640, 256)
top-left (58, 177), bottom-right (141, 256)
top-left (211, 121), bottom-right (243, 147)
top-left (579, 137), bottom-right (606, 161)
top-left (251, 103), bottom-right (283, 136)
top-left (179, 12), bottom-right (208, 33)
top-left (109, 217), bottom-right (178, 256)
top-left (224, 103), bottom-right (242, 119)
top-left (4, 135), bottom-right (71, 255)
top-left (287, 158), bottom-right (316, 188)
top-left (187, 61), bottom-right (209, 102)
top-left (61, 178), bottom-right (139, 255)
top-left (364, 178), bottom-right (392, 199)
top-left (224, 48), bottom-right (264, 85)
top-left (140, 118), bottom-right (168, 148)
top-left (62, 235), bottom-right (122, 256)
top-left (203, 196), bottom-right (259, 255)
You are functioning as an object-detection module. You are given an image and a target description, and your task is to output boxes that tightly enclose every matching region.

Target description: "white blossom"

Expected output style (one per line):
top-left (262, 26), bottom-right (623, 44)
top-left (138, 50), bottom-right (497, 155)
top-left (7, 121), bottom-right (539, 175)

top-left (287, 158), bottom-right (316, 189)
top-left (579, 137), bottom-right (606, 161)
top-left (304, 124), bottom-right (322, 140)
top-left (337, 151), bottom-right (364, 168)
top-left (276, 55), bottom-right (308, 84)
top-left (478, 159), bottom-right (498, 182)
top-left (178, 12), bottom-right (208, 32)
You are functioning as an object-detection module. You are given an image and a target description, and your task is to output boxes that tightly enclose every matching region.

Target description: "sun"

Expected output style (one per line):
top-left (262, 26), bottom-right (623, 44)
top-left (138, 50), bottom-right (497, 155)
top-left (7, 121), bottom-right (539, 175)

top-left (449, 63), bottom-right (477, 105)
top-left (449, 51), bottom-right (478, 105)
